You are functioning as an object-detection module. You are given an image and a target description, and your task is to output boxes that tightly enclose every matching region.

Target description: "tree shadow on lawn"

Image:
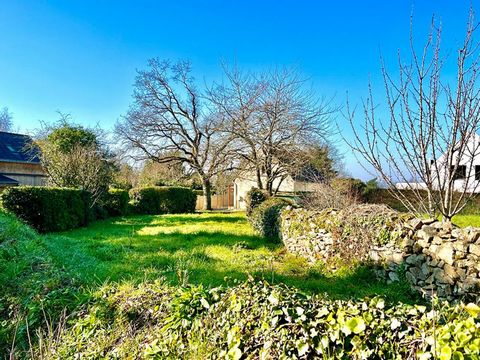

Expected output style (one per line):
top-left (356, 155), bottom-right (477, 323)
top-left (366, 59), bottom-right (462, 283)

top-left (44, 214), bottom-right (422, 304)
top-left (110, 213), bottom-right (247, 227)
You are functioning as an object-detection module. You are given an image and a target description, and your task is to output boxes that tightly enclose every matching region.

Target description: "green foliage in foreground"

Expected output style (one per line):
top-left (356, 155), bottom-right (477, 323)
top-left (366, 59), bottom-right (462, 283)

top-left (0, 210), bottom-right (84, 356)
top-left (35, 279), bottom-right (480, 359)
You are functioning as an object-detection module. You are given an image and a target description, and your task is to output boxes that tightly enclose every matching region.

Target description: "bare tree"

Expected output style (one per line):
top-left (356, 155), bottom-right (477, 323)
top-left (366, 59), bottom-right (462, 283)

top-left (115, 59), bottom-right (235, 210)
top-left (0, 107), bottom-right (13, 132)
top-left (347, 11), bottom-right (480, 222)
top-left (211, 67), bottom-right (333, 195)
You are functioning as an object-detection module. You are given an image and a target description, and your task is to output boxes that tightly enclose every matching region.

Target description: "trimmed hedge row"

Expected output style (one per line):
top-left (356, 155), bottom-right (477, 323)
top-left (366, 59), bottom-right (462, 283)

top-left (103, 188), bottom-right (129, 217)
top-left (1, 186), bottom-right (92, 233)
top-left (129, 186), bottom-right (197, 214)
top-left (1, 186), bottom-right (196, 233)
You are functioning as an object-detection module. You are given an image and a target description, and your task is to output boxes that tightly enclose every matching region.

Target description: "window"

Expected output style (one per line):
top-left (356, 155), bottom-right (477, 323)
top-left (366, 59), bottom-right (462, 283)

top-left (451, 165), bottom-right (467, 180)
top-left (475, 165), bottom-right (480, 181)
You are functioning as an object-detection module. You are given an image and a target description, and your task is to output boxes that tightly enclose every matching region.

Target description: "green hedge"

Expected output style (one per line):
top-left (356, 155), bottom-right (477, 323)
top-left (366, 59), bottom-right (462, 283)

top-left (103, 188), bottom-right (129, 217)
top-left (1, 186), bottom-right (92, 233)
top-left (129, 186), bottom-right (197, 214)
top-left (248, 197), bottom-right (289, 240)
top-left (245, 187), bottom-right (270, 217)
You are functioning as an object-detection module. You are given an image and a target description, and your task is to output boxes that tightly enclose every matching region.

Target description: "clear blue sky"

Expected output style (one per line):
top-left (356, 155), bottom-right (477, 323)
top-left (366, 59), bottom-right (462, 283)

top-left (0, 1), bottom-right (476, 178)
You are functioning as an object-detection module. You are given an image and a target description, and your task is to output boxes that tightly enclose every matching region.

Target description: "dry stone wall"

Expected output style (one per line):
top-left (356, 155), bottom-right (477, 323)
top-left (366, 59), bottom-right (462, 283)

top-left (280, 207), bottom-right (480, 300)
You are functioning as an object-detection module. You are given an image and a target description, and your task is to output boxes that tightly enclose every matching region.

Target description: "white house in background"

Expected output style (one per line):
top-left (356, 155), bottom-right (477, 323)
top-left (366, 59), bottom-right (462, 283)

top-left (396, 133), bottom-right (480, 193)
top-left (233, 172), bottom-right (317, 210)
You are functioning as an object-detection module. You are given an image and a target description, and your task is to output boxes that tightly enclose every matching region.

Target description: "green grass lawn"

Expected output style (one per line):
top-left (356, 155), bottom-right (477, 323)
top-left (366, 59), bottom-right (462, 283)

top-left (453, 214), bottom-right (480, 228)
top-left (41, 212), bottom-right (417, 303)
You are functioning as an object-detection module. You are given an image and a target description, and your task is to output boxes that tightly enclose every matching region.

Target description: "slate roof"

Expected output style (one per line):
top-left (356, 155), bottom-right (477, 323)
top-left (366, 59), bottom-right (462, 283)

top-left (0, 131), bottom-right (41, 164)
top-left (0, 174), bottom-right (19, 185)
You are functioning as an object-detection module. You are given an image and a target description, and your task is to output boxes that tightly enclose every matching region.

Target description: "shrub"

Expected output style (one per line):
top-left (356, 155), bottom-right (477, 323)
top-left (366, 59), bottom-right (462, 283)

top-left (299, 182), bottom-right (358, 211)
top-left (331, 177), bottom-right (366, 200)
top-left (129, 186), bottom-right (197, 215)
top-left (248, 197), bottom-right (289, 240)
top-left (1, 186), bottom-right (92, 232)
top-left (245, 187), bottom-right (270, 216)
top-left (103, 188), bottom-right (129, 217)
top-left (36, 279), bottom-right (480, 359)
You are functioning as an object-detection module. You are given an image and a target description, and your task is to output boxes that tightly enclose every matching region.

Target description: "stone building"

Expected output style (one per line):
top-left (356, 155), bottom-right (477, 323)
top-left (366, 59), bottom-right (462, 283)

top-left (0, 131), bottom-right (46, 189)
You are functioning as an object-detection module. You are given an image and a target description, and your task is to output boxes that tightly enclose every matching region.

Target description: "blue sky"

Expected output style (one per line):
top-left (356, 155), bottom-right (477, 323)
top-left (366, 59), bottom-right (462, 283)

top-left (0, 1), bottom-right (476, 178)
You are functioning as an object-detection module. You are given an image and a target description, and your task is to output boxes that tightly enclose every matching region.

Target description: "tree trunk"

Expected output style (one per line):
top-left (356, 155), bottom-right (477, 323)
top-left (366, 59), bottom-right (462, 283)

top-left (256, 168), bottom-right (263, 190)
top-left (202, 178), bottom-right (212, 211)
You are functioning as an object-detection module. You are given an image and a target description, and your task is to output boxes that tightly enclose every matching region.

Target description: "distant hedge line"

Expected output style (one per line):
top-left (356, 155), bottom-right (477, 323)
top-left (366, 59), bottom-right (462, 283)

top-left (365, 188), bottom-right (480, 214)
top-left (129, 186), bottom-right (197, 214)
top-left (1, 185), bottom-right (197, 233)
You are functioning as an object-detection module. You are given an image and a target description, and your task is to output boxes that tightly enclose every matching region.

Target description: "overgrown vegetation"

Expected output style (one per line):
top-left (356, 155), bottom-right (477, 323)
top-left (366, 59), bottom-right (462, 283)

top-left (282, 204), bottom-right (412, 267)
top-left (31, 279), bottom-right (480, 359)
top-left (248, 197), bottom-right (290, 240)
top-left (0, 210), bottom-right (84, 357)
top-left (245, 187), bottom-right (270, 216)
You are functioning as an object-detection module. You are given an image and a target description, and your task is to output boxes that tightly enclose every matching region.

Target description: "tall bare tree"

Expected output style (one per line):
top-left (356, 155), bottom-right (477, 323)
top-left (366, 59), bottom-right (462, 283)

top-left (0, 107), bottom-right (13, 132)
top-left (115, 59), bottom-right (235, 210)
top-left (211, 67), bottom-right (333, 195)
top-left (347, 11), bottom-right (480, 222)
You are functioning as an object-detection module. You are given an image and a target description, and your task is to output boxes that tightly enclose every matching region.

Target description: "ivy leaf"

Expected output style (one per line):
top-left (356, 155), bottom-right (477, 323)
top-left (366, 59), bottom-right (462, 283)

top-left (465, 303), bottom-right (480, 318)
top-left (343, 317), bottom-right (366, 335)
top-left (439, 346), bottom-right (452, 360)
top-left (267, 293), bottom-right (279, 305)
top-left (200, 298), bottom-right (210, 309)
top-left (297, 341), bottom-right (309, 356)
top-left (228, 346), bottom-right (242, 360)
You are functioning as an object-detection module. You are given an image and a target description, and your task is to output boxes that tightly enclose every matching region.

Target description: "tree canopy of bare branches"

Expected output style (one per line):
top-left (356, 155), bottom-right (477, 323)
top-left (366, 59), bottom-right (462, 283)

top-left (210, 66), bottom-right (334, 195)
top-left (0, 107), bottom-right (13, 132)
top-left (115, 59), bottom-right (235, 210)
top-left (347, 10), bottom-right (480, 222)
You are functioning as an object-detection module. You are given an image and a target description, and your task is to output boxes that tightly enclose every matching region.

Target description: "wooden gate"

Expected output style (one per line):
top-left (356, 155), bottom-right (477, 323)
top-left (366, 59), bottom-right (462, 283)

top-left (196, 186), bottom-right (234, 210)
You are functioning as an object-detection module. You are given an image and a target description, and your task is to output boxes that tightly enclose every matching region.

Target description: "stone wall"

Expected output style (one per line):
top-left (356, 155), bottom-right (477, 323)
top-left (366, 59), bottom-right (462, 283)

top-left (280, 206), bottom-right (480, 300)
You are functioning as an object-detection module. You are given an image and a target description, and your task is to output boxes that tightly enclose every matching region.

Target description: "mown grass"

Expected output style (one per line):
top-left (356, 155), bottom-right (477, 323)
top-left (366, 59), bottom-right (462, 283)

top-left (41, 212), bottom-right (417, 303)
top-left (453, 214), bottom-right (480, 228)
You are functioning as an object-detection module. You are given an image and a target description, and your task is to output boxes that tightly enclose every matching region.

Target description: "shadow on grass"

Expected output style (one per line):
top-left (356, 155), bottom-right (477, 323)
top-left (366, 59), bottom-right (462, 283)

top-left (43, 214), bottom-right (422, 304)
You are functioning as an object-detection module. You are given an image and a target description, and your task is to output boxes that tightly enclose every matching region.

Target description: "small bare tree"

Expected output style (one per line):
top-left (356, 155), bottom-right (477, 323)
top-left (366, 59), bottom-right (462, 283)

top-left (115, 59), bottom-right (235, 210)
top-left (211, 67), bottom-right (333, 195)
top-left (347, 11), bottom-right (480, 222)
top-left (0, 107), bottom-right (13, 132)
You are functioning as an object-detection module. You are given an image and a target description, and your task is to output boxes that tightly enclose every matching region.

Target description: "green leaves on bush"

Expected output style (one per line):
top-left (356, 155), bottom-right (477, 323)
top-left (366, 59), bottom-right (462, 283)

top-left (102, 188), bottom-right (129, 217)
top-left (1, 186), bottom-right (92, 232)
top-left (37, 279), bottom-right (480, 359)
top-left (245, 187), bottom-right (269, 217)
top-left (248, 198), bottom-right (289, 240)
top-left (129, 186), bottom-right (197, 215)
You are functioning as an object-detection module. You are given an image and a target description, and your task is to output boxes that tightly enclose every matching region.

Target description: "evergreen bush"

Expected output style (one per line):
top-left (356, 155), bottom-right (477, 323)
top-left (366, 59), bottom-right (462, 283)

top-left (129, 186), bottom-right (197, 214)
top-left (248, 197), bottom-right (289, 240)
top-left (1, 186), bottom-right (92, 232)
top-left (245, 187), bottom-right (270, 217)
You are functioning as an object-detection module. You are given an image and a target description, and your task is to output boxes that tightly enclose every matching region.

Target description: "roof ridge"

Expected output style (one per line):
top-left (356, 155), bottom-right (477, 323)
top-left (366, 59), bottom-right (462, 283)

top-left (0, 131), bottom-right (33, 137)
